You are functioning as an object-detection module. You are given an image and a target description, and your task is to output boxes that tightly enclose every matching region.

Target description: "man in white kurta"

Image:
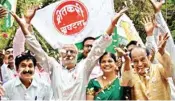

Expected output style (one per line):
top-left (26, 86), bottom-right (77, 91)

top-left (25, 33), bottom-right (112, 100)
top-left (7, 5), bottom-right (127, 100)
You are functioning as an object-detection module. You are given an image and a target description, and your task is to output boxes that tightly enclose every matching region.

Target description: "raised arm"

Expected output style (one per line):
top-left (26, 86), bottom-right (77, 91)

top-left (13, 28), bottom-right (25, 58)
top-left (84, 7), bottom-right (128, 78)
top-left (156, 33), bottom-right (173, 78)
top-left (150, 0), bottom-right (164, 13)
top-left (106, 7), bottom-right (128, 36)
top-left (140, 16), bottom-right (159, 63)
top-left (141, 16), bottom-right (158, 51)
top-left (115, 47), bottom-right (132, 86)
top-left (9, 7), bottom-right (54, 72)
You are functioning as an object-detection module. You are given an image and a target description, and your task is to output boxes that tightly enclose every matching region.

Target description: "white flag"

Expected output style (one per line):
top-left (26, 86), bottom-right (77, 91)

top-left (31, 0), bottom-right (115, 49)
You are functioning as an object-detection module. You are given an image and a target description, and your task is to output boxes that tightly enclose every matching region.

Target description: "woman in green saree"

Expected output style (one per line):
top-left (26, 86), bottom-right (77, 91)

top-left (86, 52), bottom-right (127, 100)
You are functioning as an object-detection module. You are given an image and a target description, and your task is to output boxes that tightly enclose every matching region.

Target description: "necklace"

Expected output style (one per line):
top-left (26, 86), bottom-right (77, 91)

top-left (101, 75), bottom-right (117, 88)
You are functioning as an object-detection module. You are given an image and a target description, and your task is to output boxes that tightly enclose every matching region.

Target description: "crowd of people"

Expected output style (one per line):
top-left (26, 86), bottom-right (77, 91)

top-left (0, 0), bottom-right (174, 100)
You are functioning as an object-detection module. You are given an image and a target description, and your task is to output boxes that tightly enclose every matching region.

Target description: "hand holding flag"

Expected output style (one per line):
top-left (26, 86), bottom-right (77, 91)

top-left (0, 5), bottom-right (8, 18)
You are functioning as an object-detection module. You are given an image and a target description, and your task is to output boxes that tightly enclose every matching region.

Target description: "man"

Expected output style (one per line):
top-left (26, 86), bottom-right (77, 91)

top-left (126, 40), bottom-right (140, 51)
top-left (151, 1), bottom-right (175, 99)
top-left (81, 37), bottom-right (103, 79)
top-left (126, 46), bottom-right (171, 100)
top-left (3, 47), bottom-right (13, 64)
top-left (0, 53), bottom-right (4, 84)
top-left (82, 37), bottom-right (96, 58)
top-left (118, 16), bottom-right (173, 100)
top-left (141, 2), bottom-right (175, 98)
top-left (1, 51), bottom-right (52, 100)
top-left (8, 6), bottom-right (128, 100)
top-left (1, 47), bottom-right (16, 83)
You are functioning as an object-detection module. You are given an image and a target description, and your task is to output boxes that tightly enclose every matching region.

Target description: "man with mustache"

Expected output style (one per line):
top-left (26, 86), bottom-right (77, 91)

top-left (0, 51), bottom-right (53, 100)
top-left (1, 47), bottom-right (16, 83)
top-left (4, 6), bottom-right (128, 100)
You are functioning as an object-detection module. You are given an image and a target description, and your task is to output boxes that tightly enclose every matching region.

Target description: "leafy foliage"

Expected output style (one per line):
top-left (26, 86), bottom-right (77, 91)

top-left (0, 0), bottom-right (174, 57)
top-left (114, 0), bottom-right (175, 43)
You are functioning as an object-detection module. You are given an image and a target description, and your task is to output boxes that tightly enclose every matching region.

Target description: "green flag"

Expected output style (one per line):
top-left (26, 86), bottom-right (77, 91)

top-left (1, 0), bottom-right (17, 30)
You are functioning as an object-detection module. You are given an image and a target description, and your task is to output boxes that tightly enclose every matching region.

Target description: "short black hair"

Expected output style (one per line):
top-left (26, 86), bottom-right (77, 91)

top-left (4, 47), bottom-right (13, 51)
top-left (129, 47), bottom-right (150, 59)
top-left (0, 53), bottom-right (4, 66)
top-left (15, 51), bottom-right (36, 70)
top-left (99, 52), bottom-right (117, 64)
top-left (82, 37), bottom-right (95, 46)
top-left (126, 40), bottom-right (138, 48)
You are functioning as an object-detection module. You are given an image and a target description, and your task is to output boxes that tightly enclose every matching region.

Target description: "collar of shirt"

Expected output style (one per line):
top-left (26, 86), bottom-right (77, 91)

top-left (39, 68), bottom-right (45, 72)
top-left (62, 66), bottom-right (76, 72)
top-left (14, 77), bottom-right (38, 88)
top-left (36, 67), bottom-right (45, 73)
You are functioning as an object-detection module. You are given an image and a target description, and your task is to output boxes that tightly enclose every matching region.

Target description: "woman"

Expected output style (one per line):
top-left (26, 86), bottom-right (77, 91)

top-left (86, 52), bottom-right (126, 100)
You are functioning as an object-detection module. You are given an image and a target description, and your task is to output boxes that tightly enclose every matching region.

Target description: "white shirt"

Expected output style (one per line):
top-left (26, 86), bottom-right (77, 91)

top-left (79, 59), bottom-right (103, 80)
top-left (89, 65), bottom-right (103, 80)
top-left (34, 67), bottom-right (51, 83)
top-left (25, 33), bottom-right (112, 100)
top-left (2, 77), bottom-right (53, 100)
top-left (1, 63), bottom-right (16, 83)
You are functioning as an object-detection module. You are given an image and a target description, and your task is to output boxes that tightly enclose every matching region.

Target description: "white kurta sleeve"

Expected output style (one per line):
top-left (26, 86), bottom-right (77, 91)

top-left (83, 33), bottom-right (112, 78)
top-left (25, 34), bottom-right (56, 73)
top-left (145, 35), bottom-right (158, 52)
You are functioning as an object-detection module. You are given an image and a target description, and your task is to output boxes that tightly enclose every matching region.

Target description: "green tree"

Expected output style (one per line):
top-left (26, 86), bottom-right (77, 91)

top-left (114, 0), bottom-right (175, 43)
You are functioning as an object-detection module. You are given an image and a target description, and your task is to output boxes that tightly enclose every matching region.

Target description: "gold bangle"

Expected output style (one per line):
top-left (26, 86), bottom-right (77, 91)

top-left (86, 88), bottom-right (95, 95)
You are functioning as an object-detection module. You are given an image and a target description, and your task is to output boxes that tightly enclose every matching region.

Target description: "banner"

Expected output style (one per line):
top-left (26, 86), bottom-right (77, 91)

top-left (32, 0), bottom-right (144, 55)
top-left (31, 0), bottom-right (115, 49)
top-left (106, 14), bottom-right (144, 53)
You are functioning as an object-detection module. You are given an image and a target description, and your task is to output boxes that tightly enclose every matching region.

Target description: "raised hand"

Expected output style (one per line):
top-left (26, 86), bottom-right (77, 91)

top-left (0, 6), bottom-right (8, 18)
top-left (116, 57), bottom-right (122, 68)
top-left (150, 0), bottom-right (164, 13)
top-left (112, 7), bottom-right (128, 26)
top-left (115, 47), bottom-right (131, 71)
top-left (157, 33), bottom-right (169, 55)
top-left (114, 47), bottom-right (130, 61)
top-left (141, 16), bottom-right (155, 36)
top-left (10, 11), bottom-right (27, 28)
top-left (24, 5), bottom-right (39, 24)
top-left (106, 7), bottom-right (128, 36)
